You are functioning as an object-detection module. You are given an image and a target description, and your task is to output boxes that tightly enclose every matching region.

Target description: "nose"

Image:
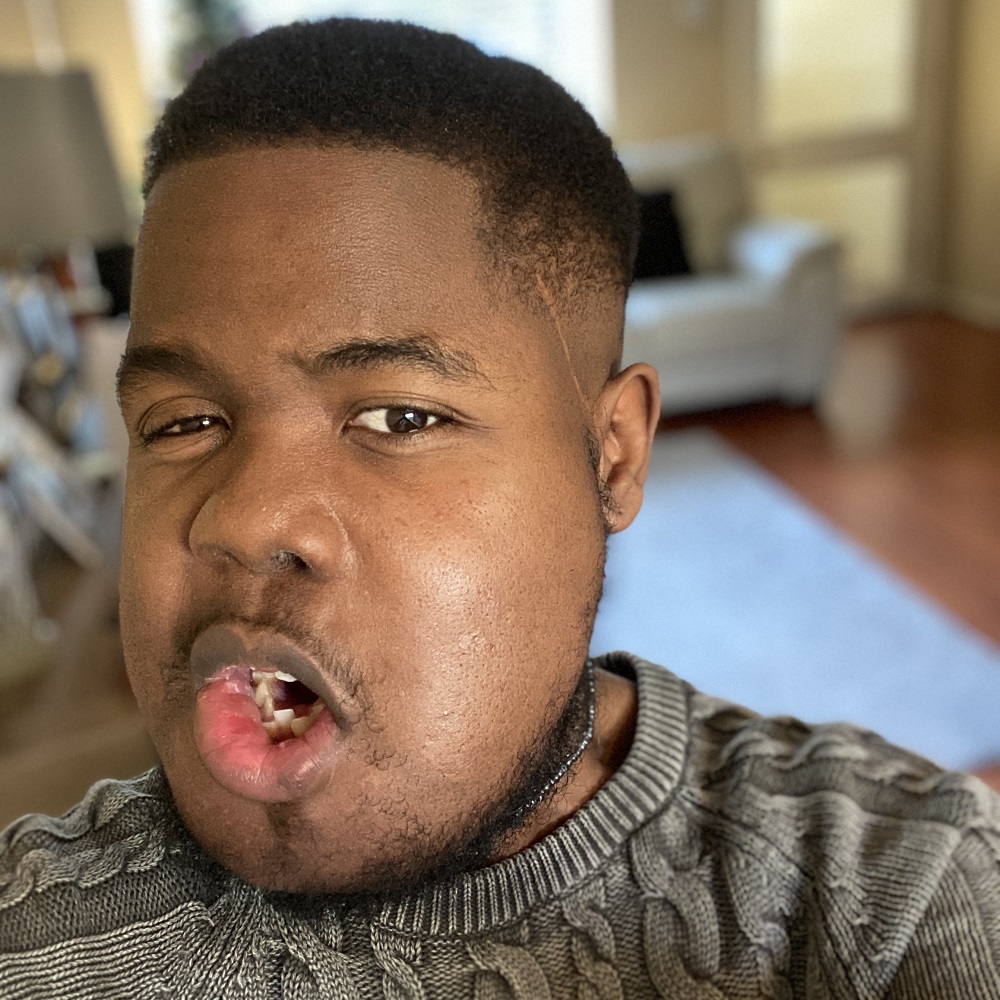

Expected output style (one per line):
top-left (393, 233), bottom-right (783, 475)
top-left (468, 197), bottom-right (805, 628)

top-left (188, 431), bottom-right (348, 580)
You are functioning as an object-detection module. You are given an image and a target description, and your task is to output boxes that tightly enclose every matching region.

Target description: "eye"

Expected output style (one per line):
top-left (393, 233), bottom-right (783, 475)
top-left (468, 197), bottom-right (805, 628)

top-left (141, 413), bottom-right (224, 443)
top-left (352, 406), bottom-right (442, 434)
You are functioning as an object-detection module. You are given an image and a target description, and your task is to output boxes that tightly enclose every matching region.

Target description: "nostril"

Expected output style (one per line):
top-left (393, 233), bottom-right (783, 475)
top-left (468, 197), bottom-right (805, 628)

top-left (271, 550), bottom-right (310, 573)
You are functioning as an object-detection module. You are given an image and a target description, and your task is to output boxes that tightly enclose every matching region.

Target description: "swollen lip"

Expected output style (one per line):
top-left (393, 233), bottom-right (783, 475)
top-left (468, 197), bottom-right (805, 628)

top-left (189, 625), bottom-right (343, 804)
top-left (194, 666), bottom-right (338, 803)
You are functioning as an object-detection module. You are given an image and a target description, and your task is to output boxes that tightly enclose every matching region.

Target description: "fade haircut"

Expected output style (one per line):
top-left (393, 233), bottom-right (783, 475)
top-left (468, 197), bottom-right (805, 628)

top-left (143, 18), bottom-right (639, 312)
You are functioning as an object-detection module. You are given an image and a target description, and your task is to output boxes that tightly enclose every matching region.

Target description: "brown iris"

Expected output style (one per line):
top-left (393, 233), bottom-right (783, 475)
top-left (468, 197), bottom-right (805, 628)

top-left (386, 407), bottom-right (430, 432)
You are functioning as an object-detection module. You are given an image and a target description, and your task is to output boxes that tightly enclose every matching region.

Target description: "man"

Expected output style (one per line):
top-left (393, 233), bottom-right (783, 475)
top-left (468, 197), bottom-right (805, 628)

top-left (2, 18), bottom-right (999, 999)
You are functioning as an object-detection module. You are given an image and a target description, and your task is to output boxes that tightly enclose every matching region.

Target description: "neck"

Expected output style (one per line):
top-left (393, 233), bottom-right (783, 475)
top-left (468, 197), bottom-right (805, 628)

top-left (491, 665), bottom-right (638, 860)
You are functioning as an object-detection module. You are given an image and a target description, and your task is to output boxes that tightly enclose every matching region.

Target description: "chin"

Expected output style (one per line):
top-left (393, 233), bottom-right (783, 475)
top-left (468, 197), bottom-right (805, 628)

top-left (173, 794), bottom-right (354, 893)
top-left (168, 769), bottom-right (507, 900)
top-left (189, 820), bottom-right (447, 898)
top-left (164, 759), bottom-right (417, 896)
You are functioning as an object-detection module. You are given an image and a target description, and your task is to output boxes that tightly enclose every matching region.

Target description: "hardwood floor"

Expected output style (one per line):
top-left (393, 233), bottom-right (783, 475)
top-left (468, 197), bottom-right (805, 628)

top-left (666, 312), bottom-right (1000, 647)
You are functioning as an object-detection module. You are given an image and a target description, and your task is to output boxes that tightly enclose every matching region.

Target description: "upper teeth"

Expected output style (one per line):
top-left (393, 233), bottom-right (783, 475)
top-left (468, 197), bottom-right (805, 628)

top-left (252, 669), bottom-right (299, 684)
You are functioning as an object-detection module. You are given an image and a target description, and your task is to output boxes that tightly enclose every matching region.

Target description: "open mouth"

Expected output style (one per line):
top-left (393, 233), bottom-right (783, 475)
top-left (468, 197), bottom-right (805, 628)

top-left (188, 624), bottom-right (343, 802)
top-left (252, 669), bottom-right (326, 741)
top-left (192, 664), bottom-right (340, 802)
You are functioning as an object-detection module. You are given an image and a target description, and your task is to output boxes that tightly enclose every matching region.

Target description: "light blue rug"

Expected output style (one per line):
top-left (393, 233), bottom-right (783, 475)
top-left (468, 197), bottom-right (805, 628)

top-left (590, 429), bottom-right (1000, 772)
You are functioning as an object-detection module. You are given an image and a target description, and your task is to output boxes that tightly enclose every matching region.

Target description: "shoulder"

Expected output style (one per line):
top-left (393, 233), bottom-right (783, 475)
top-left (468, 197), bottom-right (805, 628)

top-left (682, 683), bottom-right (1000, 839)
top-left (626, 656), bottom-right (1000, 994)
top-left (0, 771), bottom-right (243, 999)
top-left (1, 768), bottom-right (170, 875)
top-left (626, 656), bottom-right (1000, 879)
top-left (0, 770), bottom-right (196, 952)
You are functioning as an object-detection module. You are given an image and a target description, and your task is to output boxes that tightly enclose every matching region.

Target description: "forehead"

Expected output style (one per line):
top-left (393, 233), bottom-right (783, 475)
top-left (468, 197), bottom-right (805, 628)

top-left (130, 145), bottom-right (556, 383)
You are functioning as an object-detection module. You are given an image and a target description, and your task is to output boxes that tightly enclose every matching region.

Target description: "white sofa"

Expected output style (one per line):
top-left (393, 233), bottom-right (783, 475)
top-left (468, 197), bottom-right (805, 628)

top-left (619, 137), bottom-right (843, 414)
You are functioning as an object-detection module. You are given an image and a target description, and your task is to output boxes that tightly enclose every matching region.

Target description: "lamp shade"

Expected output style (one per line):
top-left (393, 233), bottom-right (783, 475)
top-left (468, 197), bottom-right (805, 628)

top-left (0, 69), bottom-right (131, 254)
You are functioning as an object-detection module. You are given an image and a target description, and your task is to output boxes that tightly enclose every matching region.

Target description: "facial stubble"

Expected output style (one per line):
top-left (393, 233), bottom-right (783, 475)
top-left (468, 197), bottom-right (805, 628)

top-left (291, 437), bottom-right (613, 902)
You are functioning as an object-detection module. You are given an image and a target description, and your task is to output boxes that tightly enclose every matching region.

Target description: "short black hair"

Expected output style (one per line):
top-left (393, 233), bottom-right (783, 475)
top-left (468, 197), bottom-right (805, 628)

top-left (144, 18), bottom-right (638, 304)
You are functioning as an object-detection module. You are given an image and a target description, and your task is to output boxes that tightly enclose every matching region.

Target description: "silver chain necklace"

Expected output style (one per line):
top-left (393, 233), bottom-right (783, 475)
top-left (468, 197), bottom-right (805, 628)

top-left (510, 658), bottom-right (597, 823)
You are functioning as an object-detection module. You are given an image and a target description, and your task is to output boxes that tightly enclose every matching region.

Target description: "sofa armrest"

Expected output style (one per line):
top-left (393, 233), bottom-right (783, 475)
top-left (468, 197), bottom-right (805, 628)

top-left (729, 218), bottom-right (839, 283)
top-left (730, 219), bottom-right (843, 405)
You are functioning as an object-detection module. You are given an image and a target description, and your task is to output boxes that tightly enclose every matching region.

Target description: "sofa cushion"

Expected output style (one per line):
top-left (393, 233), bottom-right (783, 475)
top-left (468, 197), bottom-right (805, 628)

top-left (618, 138), bottom-right (748, 273)
top-left (624, 275), bottom-right (786, 358)
top-left (632, 190), bottom-right (692, 282)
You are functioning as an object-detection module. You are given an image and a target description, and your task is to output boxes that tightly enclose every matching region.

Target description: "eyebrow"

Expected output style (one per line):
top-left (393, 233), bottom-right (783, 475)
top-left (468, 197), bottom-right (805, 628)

top-left (115, 334), bottom-right (492, 406)
top-left (292, 335), bottom-right (489, 385)
top-left (116, 344), bottom-right (214, 406)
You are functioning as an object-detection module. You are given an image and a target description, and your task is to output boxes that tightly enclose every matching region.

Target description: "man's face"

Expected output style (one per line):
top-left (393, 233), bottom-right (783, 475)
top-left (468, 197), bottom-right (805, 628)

top-left (120, 145), bottom-right (613, 893)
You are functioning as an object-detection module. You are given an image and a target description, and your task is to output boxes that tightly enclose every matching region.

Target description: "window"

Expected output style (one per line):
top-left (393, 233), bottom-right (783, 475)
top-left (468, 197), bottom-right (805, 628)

top-left (129, 0), bottom-right (614, 128)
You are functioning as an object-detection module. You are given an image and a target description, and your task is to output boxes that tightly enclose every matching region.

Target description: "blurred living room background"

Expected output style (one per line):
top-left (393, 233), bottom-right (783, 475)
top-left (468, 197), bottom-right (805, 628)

top-left (1, 0), bottom-right (998, 828)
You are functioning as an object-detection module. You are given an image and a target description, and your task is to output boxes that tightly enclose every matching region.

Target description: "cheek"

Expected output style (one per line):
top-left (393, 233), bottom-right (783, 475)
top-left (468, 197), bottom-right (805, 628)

top-left (360, 455), bottom-right (603, 727)
top-left (118, 481), bottom-right (189, 698)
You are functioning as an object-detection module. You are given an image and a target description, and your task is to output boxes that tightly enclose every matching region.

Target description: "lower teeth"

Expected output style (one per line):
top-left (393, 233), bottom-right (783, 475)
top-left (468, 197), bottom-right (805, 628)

top-left (252, 672), bottom-right (323, 742)
top-left (261, 702), bottom-right (323, 741)
top-left (289, 715), bottom-right (313, 737)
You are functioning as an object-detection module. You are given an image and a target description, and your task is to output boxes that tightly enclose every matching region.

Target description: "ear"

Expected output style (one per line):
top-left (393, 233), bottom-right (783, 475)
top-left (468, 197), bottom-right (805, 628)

top-left (593, 363), bottom-right (660, 533)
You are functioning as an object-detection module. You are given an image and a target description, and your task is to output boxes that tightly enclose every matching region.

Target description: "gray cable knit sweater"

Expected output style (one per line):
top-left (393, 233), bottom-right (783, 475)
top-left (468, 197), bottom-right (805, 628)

top-left (3, 653), bottom-right (1000, 998)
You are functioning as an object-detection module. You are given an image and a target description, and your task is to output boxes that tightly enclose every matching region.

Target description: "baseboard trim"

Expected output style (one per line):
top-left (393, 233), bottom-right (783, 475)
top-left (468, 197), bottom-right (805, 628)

top-left (940, 288), bottom-right (1000, 330)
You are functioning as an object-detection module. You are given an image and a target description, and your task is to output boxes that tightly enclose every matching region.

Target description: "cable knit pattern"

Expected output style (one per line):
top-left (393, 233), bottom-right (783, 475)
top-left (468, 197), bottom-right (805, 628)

top-left (2, 654), bottom-right (1000, 998)
top-left (468, 925), bottom-right (551, 1000)
top-left (631, 804), bottom-right (726, 996)
top-left (0, 779), bottom-right (169, 913)
top-left (560, 878), bottom-right (623, 1000)
top-left (370, 925), bottom-right (425, 1000)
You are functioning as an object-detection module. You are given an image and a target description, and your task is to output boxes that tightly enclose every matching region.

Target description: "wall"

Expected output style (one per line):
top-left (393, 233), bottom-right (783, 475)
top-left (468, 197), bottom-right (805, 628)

top-left (0, 0), bottom-right (150, 220)
top-left (611, 0), bottom-right (726, 145)
top-left (0, 0), bottom-right (34, 65)
top-left (941, 0), bottom-right (1000, 327)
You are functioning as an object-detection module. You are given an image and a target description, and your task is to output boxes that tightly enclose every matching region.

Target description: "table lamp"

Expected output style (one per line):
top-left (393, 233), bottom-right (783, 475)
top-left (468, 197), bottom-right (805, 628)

top-left (0, 67), bottom-right (131, 269)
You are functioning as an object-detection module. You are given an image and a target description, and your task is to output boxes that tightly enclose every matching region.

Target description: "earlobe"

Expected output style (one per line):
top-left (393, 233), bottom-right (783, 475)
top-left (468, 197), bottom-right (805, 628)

top-left (594, 363), bottom-right (660, 533)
